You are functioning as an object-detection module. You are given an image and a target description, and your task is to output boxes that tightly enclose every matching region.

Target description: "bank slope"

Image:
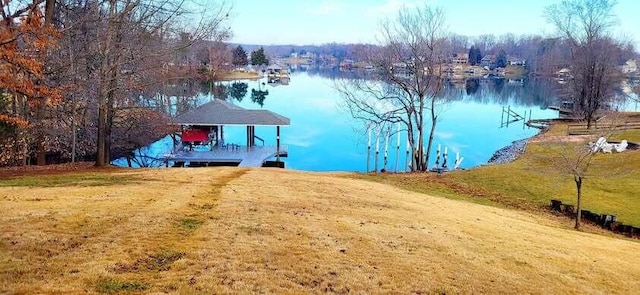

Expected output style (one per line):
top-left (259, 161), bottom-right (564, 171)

top-left (0, 168), bottom-right (638, 294)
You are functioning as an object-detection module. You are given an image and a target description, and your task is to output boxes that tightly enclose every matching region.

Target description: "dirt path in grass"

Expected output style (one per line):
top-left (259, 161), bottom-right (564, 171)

top-left (1, 167), bottom-right (639, 294)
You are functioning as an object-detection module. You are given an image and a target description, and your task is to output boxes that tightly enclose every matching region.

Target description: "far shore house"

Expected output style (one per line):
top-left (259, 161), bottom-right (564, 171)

top-left (267, 64), bottom-right (289, 78)
top-left (622, 59), bottom-right (638, 74)
top-left (481, 55), bottom-right (496, 68)
top-left (164, 99), bottom-right (290, 168)
top-left (452, 53), bottom-right (469, 65)
top-left (507, 56), bottom-right (526, 66)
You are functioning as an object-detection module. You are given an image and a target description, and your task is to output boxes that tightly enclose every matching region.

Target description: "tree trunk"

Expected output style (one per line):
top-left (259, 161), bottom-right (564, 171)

top-left (574, 176), bottom-right (582, 230)
top-left (95, 1), bottom-right (115, 167)
top-left (11, 94), bottom-right (19, 166)
top-left (34, 0), bottom-right (56, 166)
top-left (44, 0), bottom-right (55, 25)
top-left (35, 103), bottom-right (46, 166)
top-left (104, 104), bottom-right (113, 165)
top-left (425, 98), bottom-right (438, 170)
top-left (96, 98), bottom-right (106, 166)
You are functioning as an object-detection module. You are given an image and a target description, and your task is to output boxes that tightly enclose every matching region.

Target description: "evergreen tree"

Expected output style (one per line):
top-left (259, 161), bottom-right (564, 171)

top-left (232, 45), bottom-right (248, 66)
top-left (468, 46), bottom-right (477, 66)
top-left (250, 46), bottom-right (269, 66)
top-left (468, 46), bottom-right (482, 66)
top-left (496, 49), bottom-right (507, 68)
top-left (474, 47), bottom-right (482, 65)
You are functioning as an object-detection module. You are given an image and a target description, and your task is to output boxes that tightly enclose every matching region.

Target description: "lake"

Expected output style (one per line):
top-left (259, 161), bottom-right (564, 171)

top-left (113, 70), bottom-right (559, 172)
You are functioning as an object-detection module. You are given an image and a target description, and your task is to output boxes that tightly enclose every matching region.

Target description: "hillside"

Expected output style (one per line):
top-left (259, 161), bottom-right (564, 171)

top-left (1, 167), bottom-right (639, 293)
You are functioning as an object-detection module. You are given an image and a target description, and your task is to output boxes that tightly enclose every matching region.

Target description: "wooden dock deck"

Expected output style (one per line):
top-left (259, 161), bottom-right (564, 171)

top-left (164, 145), bottom-right (288, 167)
top-left (549, 106), bottom-right (574, 117)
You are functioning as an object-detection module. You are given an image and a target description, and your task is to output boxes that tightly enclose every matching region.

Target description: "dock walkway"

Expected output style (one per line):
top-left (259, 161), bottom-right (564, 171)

top-left (164, 145), bottom-right (288, 167)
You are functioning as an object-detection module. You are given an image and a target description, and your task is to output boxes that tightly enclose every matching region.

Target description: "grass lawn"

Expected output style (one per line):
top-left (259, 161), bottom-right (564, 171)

top-left (365, 117), bottom-right (640, 227)
top-left (1, 167), bottom-right (639, 293)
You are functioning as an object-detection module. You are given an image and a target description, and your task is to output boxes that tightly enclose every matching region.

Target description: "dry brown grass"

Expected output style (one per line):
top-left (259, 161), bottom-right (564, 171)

top-left (1, 167), bottom-right (639, 293)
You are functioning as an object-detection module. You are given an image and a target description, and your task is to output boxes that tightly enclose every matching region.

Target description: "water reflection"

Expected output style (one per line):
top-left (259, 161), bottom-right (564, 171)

top-left (250, 88), bottom-right (269, 107)
top-left (115, 70), bottom-right (562, 171)
top-left (229, 82), bottom-right (248, 102)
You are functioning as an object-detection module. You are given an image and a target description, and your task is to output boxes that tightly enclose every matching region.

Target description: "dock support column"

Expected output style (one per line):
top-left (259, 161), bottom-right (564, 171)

top-left (246, 126), bottom-right (251, 148)
top-left (276, 126), bottom-right (280, 162)
top-left (220, 125), bottom-right (224, 145)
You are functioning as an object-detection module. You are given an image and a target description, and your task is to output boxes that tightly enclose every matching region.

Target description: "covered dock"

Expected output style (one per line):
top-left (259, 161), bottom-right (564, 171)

top-left (164, 99), bottom-right (289, 168)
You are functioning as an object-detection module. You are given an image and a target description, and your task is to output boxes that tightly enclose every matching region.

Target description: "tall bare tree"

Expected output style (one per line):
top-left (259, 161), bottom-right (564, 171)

top-left (545, 0), bottom-right (625, 129)
top-left (77, 0), bottom-right (231, 166)
top-left (337, 5), bottom-right (450, 172)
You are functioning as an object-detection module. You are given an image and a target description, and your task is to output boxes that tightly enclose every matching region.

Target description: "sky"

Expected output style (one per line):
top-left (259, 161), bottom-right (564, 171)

top-left (227, 0), bottom-right (640, 49)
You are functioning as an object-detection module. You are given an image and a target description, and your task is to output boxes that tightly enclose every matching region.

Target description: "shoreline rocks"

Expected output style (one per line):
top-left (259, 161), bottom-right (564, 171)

top-left (487, 138), bottom-right (529, 165)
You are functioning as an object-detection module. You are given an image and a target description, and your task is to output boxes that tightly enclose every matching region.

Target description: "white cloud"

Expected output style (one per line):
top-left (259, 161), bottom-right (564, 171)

top-left (286, 128), bottom-right (321, 148)
top-left (364, 0), bottom-right (432, 17)
top-left (435, 131), bottom-right (455, 140)
top-left (307, 98), bottom-right (337, 112)
top-left (306, 1), bottom-right (347, 16)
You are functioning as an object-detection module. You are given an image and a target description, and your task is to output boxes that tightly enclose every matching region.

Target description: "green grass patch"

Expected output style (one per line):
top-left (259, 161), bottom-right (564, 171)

top-left (0, 173), bottom-right (136, 188)
top-left (357, 127), bottom-right (640, 227)
top-left (96, 277), bottom-right (148, 293)
top-left (178, 218), bottom-right (204, 231)
top-left (448, 141), bottom-right (640, 226)
top-left (610, 129), bottom-right (640, 143)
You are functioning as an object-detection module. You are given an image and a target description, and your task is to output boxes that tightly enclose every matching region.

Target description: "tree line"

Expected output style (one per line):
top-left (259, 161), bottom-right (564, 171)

top-left (338, 0), bottom-right (636, 173)
top-left (0, 0), bottom-right (231, 166)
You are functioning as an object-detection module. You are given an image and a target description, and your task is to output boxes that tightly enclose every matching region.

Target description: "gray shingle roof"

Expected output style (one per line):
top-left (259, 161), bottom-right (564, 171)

top-left (172, 99), bottom-right (290, 126)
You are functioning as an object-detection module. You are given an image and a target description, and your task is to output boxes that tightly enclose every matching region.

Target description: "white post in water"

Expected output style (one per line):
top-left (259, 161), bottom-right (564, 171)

top-left (395, 123), bottom-right (400, 172)
top-left (443, 146), bottom-right (448, 169)
top-left (383, 127), bottom-right (389, 171)
top-left (375, 127), bottom-right (380, 173)
top-left (405, 134), bottom-right (410, 172)
top-left (435, 143), bottom-right (441, 170)
top-left (367, 128), bottom-right (371, 173)
top-left (454, 152), bottom-right (464, 170)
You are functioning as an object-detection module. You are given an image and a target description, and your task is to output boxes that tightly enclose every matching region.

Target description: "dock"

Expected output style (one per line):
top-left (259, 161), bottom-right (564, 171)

top-left (165, 145), bottom-right (288, 167)
top-left (549, 105), bottom-right (574, 117)
top-left (168, 99), bottom-right (290, 168)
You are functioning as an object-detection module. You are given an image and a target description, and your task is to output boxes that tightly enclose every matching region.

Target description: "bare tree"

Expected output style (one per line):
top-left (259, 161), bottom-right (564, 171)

top-left (337, 5), bottom-right (450, 172)
top-left (542, 114), bottom-right (627, 229)
top-left (545, 0), bottom-right (626, 129)
top-left (56, 0), bottom-right (231, 166)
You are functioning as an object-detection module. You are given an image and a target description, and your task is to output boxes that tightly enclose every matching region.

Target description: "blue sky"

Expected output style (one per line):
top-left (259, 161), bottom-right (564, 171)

top-left (227, 0), bottom-right (640, 49)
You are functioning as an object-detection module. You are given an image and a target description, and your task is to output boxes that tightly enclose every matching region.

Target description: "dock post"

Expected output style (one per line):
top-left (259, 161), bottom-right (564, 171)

top-left (506, 106), bottom-right (511, 127)
top-left (276, 126), bottom-right (280, 162)
top-left (246, 125), bottom-right (250, 149)
top-left (395, 124), bottom-right (400, 173)
top-left (220, 125), bottom-right (224, 145)
top-left (501, 106), bottom-right (504, 126)
top-left (367, 129), bottom-right (371, 173)
top-left (383, 127), bottom-right (389, 172)
top-left (375, 129), bottom-right (380, 173)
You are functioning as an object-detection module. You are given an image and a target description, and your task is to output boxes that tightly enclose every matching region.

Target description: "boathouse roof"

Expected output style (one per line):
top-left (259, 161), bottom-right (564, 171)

top-left (172, 99), bottom-right (290, 126)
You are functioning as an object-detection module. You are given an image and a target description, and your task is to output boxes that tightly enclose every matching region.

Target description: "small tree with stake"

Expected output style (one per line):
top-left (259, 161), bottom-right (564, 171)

top-left (540, 114), bottom-right (624, 230)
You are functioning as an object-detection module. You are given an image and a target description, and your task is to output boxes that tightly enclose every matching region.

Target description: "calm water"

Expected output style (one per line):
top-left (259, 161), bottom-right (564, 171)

top-left (114, 71), bottom-right (558, 171)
